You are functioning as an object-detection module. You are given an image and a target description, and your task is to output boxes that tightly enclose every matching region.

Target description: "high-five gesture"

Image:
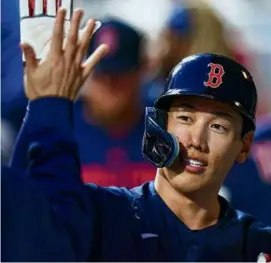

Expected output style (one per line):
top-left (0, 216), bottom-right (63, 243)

top-left (20, 0), bottom-right (102, 60)
top-left (21, 8), bottom-right (108, 100)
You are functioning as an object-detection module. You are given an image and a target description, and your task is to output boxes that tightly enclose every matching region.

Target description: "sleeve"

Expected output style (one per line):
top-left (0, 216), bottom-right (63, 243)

top-left (10, 97), bottom-right (98, 261)
top-left (1, 165), bottom-right (75, 261)
top-left (245, 222), bottom-right (271, 261)
top-left (1, 0), bottom-right (27, 138)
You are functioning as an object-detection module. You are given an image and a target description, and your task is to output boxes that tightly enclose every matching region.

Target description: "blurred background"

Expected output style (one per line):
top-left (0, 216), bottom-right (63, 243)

top-left (78, 0), bottom-right (271, 112)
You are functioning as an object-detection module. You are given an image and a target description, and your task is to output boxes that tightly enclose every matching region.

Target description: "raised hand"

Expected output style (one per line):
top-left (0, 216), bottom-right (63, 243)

top-left (20, 0), bottom-right (101, 60)
top-left (21, 8), bottom-right (108, 101)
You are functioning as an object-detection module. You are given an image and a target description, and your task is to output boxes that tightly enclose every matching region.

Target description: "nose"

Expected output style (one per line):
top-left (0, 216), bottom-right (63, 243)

top-left (185, 123), bottom-right (209, 153)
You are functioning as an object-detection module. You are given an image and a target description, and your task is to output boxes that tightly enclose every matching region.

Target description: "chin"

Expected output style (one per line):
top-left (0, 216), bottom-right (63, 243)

top-left (91, 110), bottom-right (119, 125)
top-left (170, 172), bottom-right (207, 193)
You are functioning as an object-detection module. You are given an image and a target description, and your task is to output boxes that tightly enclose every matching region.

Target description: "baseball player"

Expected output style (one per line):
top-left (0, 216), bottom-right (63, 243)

top-left (13, 7), bottom-right (271, 262)
top-left (74, 18), bottom-right (156, 187)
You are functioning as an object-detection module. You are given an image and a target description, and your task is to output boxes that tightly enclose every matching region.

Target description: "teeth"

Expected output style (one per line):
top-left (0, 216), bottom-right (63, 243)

top-left (184, 159), bottom-right (204, 167)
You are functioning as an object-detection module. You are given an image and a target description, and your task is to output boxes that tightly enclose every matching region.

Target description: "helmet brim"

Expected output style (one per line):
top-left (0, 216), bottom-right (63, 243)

top-left (154, 91), bottom-right (256, 130)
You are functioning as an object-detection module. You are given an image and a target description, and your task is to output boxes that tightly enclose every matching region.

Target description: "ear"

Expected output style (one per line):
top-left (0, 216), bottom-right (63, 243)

top-left (236, 131), bottom-right (254, 163)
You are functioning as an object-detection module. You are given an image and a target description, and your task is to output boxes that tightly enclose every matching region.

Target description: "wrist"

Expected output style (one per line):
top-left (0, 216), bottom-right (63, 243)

top-left (26, 97), bottom-right (74, 131)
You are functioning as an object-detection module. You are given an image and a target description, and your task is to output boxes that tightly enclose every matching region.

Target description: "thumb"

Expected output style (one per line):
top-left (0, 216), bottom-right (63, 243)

top-left (20, 43), bottom-right (38, 71)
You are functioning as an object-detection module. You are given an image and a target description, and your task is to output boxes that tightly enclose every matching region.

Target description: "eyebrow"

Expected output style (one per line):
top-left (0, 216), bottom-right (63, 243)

top-left (170, 103), bottom-right (234, 120)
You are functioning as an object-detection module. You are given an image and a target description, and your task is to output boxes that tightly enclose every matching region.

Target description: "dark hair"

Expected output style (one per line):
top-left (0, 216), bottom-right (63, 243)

top-left (241, 116), bottom-right (255, 138)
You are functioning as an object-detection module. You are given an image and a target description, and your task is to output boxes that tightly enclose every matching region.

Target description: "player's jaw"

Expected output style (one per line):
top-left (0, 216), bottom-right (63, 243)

top-left (164, 152), bottom-right (213, 194)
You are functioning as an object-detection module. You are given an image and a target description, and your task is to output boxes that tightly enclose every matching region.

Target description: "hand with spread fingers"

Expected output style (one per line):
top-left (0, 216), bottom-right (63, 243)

top-left (21, 8), bottom-right (108, 101)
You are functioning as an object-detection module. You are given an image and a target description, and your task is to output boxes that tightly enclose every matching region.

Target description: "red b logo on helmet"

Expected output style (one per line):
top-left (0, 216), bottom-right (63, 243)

top-left (204, 63), bottom-right (225, 88)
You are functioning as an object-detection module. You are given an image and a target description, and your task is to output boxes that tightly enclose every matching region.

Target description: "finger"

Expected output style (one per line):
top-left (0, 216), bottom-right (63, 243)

top-left (82, 44), bottom-right (109, 80)
top-left (50, 7), bottom-right (66, 57)
top-left (65, 9), bottom-right (84, 61)
top-left (21, 43), bottom-right (39, 71)
top-left (74, 19), bottom-right (96, 66)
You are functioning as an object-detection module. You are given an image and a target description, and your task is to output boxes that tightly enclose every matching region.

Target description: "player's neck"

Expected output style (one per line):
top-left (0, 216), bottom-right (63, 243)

top-left (154, 174), bottom-right (221, 230)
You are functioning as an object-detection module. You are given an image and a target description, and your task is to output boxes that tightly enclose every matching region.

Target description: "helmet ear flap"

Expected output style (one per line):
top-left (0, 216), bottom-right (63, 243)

top-left (142, 107), bottom-right (179, 168)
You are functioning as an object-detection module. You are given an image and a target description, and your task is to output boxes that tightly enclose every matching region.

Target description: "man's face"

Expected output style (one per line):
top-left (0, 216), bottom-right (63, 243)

top-left (163, 96), bottom-right (253, 194)
top-left (159, 29), bottom-right (191, 77)
top-left (81, 70), bottom-right (140, 126)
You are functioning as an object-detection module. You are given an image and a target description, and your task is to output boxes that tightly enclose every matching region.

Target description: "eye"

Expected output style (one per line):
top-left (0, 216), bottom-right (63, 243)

top-left (176, 115), bottom-right (193, 123)
top-left (210, 123), bottom-right (229, 134)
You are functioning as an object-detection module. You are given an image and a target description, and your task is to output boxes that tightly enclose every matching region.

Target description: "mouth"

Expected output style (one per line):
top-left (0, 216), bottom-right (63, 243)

top-left (181, 157), bottom-right (207, 174)
top-left (183, 158), bottom-right (207, 167)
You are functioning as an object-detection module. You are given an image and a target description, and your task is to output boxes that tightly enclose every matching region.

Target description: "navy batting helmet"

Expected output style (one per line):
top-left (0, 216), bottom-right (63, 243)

top-left (142, 53), bottom-right (258, 168)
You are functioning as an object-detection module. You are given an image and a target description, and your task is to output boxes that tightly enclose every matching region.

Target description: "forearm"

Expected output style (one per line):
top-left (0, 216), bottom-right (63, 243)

top-left (12, 4), bottom-right (106, 259)
top-left (11, 97), bottom-right (93, 261)
top-left (10, 98), bottom-right (73, 169)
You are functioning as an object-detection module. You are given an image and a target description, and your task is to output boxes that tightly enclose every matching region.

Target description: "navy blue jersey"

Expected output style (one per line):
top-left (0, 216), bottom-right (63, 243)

top-left (10, 98), bottom-right (94, 261)
top-left (82, 181), bottom-right (271, 261)
top-left (1, 166), bottom-right (76, 261)
top-left (73, 100), bottom-right (156, 187)
top-left (11, 98), bottom-right (271, 262)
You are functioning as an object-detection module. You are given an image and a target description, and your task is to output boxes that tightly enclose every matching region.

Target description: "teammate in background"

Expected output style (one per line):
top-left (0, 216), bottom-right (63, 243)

top-left (144, 0), bottom-right (242, 102)
top-left (1, 0), bottom-right (27, 164)
top-left (223, 115), bottom-right (271, 225)
top-left (12, 7), bottom-right (271, 261)
top-left (74, 18), bottom-right (156, 187)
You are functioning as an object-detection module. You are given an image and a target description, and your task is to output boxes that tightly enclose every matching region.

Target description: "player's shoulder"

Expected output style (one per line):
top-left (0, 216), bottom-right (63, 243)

top-left (246, 219), bottom-right (271, 259)
top-left (233, 208), bottom-right (271, 233)
top-left (247, 219), bottom-right (271, 240)
top-left (232, 209), bottom-right (271, 258)
top-left (84, 181), bottom-right (154, 206)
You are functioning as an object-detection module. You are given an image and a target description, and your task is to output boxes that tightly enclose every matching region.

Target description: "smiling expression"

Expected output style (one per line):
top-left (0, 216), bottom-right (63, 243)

top-left (162, 95), bottom-right (253, 193)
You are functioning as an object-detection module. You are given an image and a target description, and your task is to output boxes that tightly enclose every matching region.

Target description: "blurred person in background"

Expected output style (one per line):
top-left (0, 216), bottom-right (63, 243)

top-left (1, 0), bottom-right (28, 164)
top-left (144, 0), bottom-right (241, 102)
top-left (222, 115), bottom-right (271, 225)
top-left (74, 18), bottom-right (156, 187)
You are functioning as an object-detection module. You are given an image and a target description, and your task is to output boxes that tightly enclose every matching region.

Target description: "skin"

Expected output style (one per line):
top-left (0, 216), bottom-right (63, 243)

top-left (159, 29), bottom-right (192, 79)
top-left (81, 69), bottom-right (143, 129)
top-left (21, 8), bottom-right (108, 101)
top-left (155, 96), bottom-right (254, 230)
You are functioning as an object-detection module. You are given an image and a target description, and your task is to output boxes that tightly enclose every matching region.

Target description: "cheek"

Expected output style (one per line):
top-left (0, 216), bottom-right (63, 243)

top-left (208, 136), bottom-right (241, 166)
top-left (167, 121), bottom-right (190, 146)
top-left (85, 83), bottom-right (121, 103)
